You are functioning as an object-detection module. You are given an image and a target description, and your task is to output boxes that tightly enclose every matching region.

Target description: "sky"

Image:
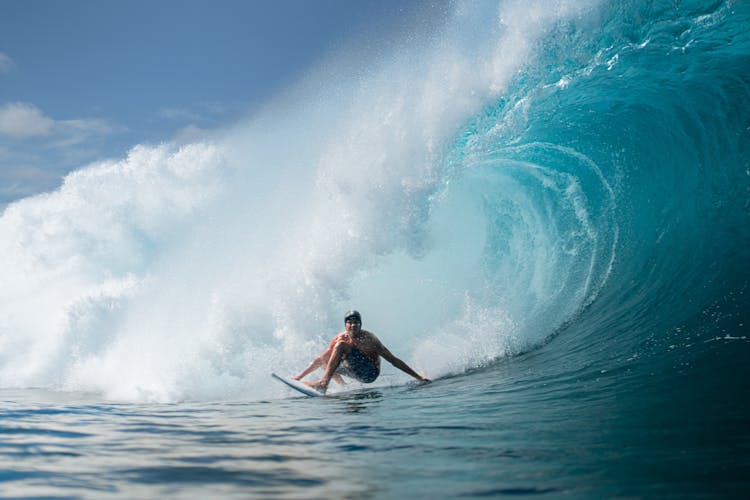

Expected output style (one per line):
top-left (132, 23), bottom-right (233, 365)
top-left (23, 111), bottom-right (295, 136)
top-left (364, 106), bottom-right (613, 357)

top-left (0, 0), bottom-right (442, 206)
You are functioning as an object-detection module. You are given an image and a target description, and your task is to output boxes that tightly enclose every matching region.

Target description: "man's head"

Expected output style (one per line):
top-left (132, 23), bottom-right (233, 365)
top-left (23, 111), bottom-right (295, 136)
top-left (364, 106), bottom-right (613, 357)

top-left (344, 310), bottom-right (362, 325)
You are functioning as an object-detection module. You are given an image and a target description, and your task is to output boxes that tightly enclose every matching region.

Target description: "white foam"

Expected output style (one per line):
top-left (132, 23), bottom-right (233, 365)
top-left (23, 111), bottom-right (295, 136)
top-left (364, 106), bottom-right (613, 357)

top-left (0, 0), bottom-right (603, 401)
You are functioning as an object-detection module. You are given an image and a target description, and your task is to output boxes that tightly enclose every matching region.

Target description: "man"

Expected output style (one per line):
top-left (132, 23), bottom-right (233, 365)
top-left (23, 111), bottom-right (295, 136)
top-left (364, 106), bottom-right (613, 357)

top-left (294, 310), bottom-right (430, 394)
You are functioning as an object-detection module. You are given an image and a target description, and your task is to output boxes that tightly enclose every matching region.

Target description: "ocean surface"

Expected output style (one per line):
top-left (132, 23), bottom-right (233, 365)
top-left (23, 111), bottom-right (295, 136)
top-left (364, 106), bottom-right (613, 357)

top-left (1, 0), bottom-right (749, 498)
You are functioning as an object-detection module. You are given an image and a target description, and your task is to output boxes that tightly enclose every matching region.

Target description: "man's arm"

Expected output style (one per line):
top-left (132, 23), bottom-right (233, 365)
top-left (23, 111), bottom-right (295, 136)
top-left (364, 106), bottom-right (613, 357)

top-left (293, 335), bottom-right (340, 380)
top-left (378, 344), bottom-right (430, 382)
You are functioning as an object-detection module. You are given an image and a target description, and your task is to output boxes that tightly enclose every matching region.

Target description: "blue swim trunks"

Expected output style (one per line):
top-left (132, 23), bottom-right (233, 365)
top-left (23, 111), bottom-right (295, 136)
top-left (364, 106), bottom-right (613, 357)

top-left (337, 346), bottom-right (379, 383)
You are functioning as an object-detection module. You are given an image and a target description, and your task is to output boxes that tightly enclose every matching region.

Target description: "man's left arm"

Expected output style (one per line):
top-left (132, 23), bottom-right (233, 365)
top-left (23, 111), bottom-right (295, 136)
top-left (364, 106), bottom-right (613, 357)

top-left (379, 344), bottom-right (430, 382)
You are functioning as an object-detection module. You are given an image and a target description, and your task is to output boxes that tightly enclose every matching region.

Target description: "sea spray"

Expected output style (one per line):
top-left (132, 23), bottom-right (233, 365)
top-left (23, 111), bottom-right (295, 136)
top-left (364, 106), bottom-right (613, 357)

top-left (0, 0), bottom-right (610, 401)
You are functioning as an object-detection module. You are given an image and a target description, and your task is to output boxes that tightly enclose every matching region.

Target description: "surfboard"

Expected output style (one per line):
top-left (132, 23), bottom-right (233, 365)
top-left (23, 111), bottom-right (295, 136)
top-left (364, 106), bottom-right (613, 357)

top-left (271, 373), bottom-right (323, 397)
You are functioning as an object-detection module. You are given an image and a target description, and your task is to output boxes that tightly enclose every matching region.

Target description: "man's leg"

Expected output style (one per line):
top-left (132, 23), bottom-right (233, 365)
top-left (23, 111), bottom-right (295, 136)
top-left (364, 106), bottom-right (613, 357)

top-left (307, 341), bottom-right (351, 392)
top-left (321, 341), bottom-right (351, 386)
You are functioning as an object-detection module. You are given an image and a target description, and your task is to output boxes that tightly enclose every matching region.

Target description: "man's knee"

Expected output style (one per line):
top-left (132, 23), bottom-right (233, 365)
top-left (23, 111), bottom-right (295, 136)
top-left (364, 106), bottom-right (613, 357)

top-left (332, 341), bottom-right (353, 355)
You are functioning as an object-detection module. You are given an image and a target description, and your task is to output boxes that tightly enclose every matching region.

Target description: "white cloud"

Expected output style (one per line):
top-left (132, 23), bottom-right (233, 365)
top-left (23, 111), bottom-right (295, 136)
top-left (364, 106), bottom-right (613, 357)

top-left (0, 102), bottom-right (54, 138)
top-left (158, 102), bottom-right (228, 123)
top-left (51, 118), bottom-right (121, 148)
top-left (0, 53), bottom-right (16, 74)
top-left (159, 107), bottom-right (203, 122)
top-left (0, 102), bottom-right (124, 203)
top-left (0, 102), bottom-right (121, 144)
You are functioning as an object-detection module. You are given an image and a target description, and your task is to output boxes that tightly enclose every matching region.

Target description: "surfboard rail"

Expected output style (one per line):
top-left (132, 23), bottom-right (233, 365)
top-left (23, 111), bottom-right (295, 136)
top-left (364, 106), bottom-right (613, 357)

top-left (271, 372), bottom-right (323, 397)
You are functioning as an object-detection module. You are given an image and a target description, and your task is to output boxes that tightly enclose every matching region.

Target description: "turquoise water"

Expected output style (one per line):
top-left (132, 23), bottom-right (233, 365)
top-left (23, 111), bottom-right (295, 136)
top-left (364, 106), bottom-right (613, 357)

top-left (2, 347), bottom-right (747, 499)
top-left (2, 0), bottom-right (750, 497)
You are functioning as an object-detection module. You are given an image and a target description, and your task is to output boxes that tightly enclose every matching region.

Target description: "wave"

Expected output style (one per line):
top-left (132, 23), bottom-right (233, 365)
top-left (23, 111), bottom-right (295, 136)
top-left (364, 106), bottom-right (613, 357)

top-left (1, 0), bottom-right (748, 402)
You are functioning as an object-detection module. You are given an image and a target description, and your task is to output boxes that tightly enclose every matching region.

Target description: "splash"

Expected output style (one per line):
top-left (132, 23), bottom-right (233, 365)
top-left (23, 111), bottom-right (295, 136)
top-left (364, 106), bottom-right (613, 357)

top-left (0, 0), bottom-right (623, 401)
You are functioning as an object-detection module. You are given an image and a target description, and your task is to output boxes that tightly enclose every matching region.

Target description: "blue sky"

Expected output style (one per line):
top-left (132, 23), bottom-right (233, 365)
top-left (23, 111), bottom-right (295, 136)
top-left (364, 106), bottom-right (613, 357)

top-left (0, 0), bottom-right (440, 206)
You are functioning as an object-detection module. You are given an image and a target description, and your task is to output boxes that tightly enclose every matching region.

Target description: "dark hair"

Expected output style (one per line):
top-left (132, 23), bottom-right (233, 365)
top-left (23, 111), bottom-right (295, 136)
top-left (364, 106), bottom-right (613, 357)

top-left (344, 310), bottom-right (362, 323)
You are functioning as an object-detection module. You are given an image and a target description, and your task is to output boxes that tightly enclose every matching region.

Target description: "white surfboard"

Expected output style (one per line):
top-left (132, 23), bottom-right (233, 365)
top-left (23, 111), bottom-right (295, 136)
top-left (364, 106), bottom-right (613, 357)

top-left (271, 373), bottom-right (323, 397)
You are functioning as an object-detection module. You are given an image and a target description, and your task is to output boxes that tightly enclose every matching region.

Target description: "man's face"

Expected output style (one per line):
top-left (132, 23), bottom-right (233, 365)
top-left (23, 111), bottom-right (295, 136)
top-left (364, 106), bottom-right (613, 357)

top-left (346, 319), bottom-right (361, 333)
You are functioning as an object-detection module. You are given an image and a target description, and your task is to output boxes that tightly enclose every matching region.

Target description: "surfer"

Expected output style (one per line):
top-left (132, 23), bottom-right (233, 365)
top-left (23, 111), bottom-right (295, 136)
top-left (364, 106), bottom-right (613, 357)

top-left (294, 310), bottom-right (430, 394)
